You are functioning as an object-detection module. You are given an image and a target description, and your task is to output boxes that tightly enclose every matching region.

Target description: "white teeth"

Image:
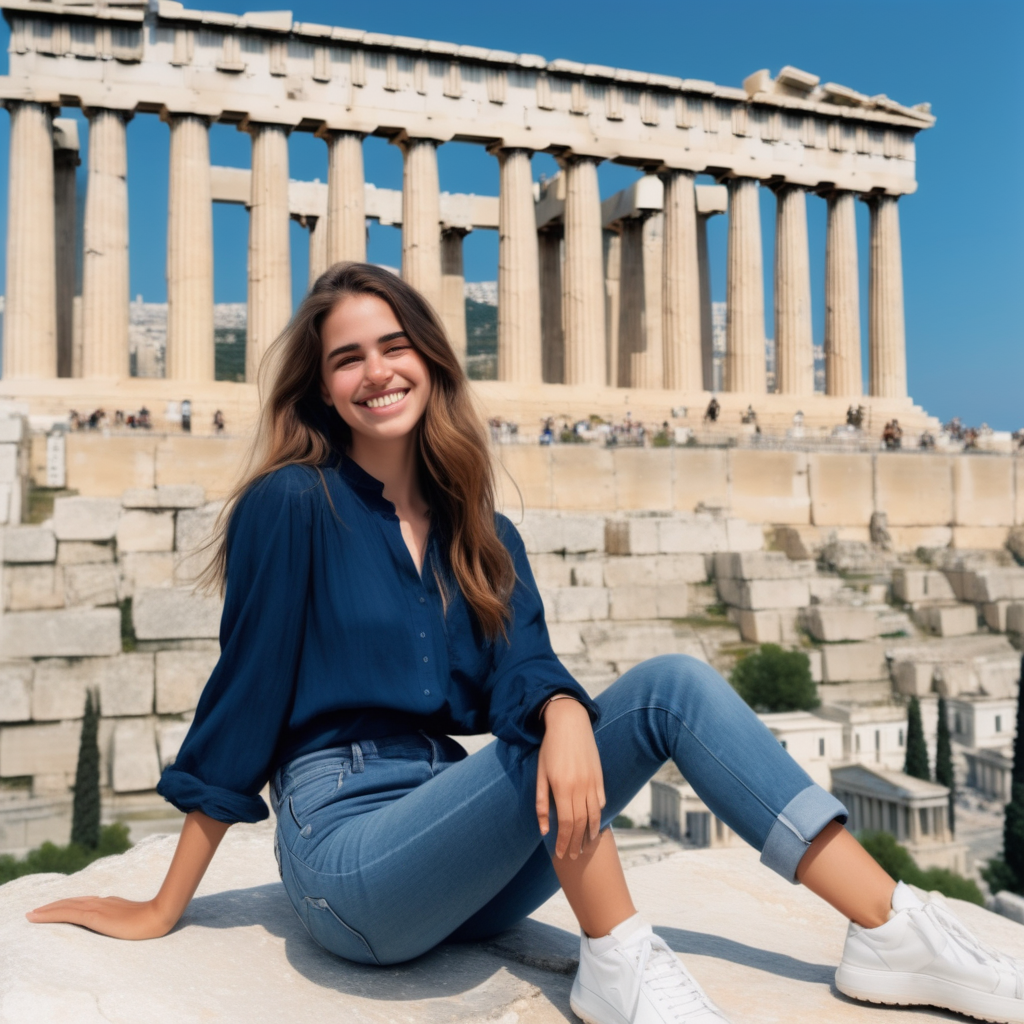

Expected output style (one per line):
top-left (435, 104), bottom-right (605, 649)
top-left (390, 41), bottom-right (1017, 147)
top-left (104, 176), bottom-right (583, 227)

top-left (364, 390), bottom-right (407, 409)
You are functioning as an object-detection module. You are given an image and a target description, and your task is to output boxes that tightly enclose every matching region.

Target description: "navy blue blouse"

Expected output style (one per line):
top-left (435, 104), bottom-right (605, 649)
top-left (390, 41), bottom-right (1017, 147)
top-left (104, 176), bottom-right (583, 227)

top-left (156, 457), bottom-right (599, 824)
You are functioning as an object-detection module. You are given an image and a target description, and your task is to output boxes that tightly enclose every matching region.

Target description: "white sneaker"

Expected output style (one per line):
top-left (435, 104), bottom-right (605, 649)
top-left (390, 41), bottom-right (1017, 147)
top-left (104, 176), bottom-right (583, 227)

top-left (836, 881), bottom-right (1024, 1023)
top-left (570, 914), bottom-right (731, 1024)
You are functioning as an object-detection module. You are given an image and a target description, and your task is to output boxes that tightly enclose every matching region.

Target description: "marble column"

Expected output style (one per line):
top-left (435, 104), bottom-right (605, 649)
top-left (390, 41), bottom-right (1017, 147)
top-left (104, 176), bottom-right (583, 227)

top-left (603, 228), bottom-right (621, 386)
top-left (53, 120), bottom-right (79, 379)
top-left (725, 177), bottom-right (766, 393)
top-left (618, 214), bottom-right (664, 389)
top-left (824, 190), bottom-right (862, 396)
top-left (3, 102), bottom-right (57, 379)
top-left (308, 215), bottom-right (328, 285)
top-left (324, 130), bottom-right (366, 264)
top-left (247, 122), bottom-right (292, 382)
top-left (497, 148), bottom-right (542, 383)
top-left (82, 108), bottom-right (130, 379)
top-left (773, 184), bottom-right (814, 395)
top-left (661, 169), bottom-right (701, 391)
top-left (440, 228), bottom-right (468, 368)
top-left (562, 156), bottom-right (605, 386)
top-left (400, 137), bottom-right (442, 312)
top-left (166, 114), bottom-right (214, 381)
top-left (538, 226), bottom-right (564, 383)
top-left (865, 193), bottom-right (907, 398)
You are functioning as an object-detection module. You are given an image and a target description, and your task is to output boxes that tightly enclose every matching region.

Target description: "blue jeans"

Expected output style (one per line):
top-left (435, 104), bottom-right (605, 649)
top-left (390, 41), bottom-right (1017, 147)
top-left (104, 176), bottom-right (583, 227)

top-left (269, 654), bottom-right (847, 966)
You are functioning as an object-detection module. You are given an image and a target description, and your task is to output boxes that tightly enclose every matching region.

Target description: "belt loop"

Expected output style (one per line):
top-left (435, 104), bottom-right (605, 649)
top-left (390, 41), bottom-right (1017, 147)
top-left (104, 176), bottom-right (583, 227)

top-left (420, 730), bottom-right (440, 773)
top-left (352, 741), bottom-right (365, 774)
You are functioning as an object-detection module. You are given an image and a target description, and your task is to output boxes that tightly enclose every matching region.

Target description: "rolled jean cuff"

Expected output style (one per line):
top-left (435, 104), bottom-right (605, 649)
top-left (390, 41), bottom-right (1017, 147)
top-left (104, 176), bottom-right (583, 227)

top-left (759, 784), bottom-right (848, 884)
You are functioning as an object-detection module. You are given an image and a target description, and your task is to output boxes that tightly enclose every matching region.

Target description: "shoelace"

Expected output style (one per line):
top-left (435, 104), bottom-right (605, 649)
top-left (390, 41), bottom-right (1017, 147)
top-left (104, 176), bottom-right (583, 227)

top-left (921, 900), bottom-right (1024, 1000)
top-left (626, 936), bottom-right (717, 1021)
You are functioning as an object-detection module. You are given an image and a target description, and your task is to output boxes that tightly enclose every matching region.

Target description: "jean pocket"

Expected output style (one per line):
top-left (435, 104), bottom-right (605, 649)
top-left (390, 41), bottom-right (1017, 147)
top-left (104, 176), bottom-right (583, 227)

top-left (287, 766), bottom-right (347, 829)
top-left (301, 896), bottom-right (379, 965)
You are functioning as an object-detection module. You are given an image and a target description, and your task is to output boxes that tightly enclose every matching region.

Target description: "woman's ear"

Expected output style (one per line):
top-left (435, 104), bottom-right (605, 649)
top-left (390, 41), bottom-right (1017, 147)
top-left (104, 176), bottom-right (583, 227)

top-left (320, 379), bottom-right (334, 407)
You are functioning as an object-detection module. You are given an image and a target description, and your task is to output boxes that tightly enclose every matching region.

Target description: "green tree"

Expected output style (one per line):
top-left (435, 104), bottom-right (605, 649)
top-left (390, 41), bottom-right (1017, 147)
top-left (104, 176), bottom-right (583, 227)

top-left (70, 689), bottom-right (101, 849)
top-left (859, 830), bottom-right (983, 906)
top-left (730, 644), bottom-right (819, 713)
top-left (934, 696), bottom-right (955, 834)
top-left (904, 696), bottom-right (930, 782)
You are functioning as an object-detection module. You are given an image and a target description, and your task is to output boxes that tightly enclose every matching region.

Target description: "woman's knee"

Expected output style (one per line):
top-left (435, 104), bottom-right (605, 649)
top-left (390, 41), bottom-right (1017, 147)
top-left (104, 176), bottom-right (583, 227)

top-left (619, 653), bottom-right (729, 709)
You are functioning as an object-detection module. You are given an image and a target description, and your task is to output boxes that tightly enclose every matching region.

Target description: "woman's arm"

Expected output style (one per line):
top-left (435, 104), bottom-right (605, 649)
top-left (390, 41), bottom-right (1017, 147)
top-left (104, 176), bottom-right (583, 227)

top-left (26, 811), bottom-right (229, 939)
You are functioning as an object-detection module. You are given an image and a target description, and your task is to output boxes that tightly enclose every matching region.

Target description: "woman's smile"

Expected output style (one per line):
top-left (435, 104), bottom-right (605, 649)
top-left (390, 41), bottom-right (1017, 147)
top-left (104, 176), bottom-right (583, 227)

top-left (358, 387), bottom-right (410, 412)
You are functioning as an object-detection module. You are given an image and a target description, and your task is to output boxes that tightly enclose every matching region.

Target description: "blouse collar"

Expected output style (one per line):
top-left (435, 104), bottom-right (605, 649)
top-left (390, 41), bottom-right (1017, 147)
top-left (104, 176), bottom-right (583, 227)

top-left (337, 455), bottom-right (397, 518)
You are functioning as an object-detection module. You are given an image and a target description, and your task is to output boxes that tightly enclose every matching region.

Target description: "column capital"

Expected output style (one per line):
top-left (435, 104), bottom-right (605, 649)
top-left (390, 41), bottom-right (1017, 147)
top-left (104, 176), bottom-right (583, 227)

top-left (159, 108), bottom-right (212, 127)
top-left (316, 125), bottom-right (366, 142)
top-left (487, 143), bottom-right (534, 159)
top-left (765, 178), bottom-right (808, 196)
top-left (554, 151), bottom-right (603, 171)
top-left (241, 118), bottom-right (292, 137)
top-left (390, 130), bottom-right (445, 151)
top-left (858, 189), bottom-right (901, 207)
top-left (81, 104), bottom-right (134, 123)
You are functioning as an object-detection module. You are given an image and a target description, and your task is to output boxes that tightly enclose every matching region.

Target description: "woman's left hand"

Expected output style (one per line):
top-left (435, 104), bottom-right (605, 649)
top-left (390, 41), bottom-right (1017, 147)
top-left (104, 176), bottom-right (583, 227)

top-left (535, 698), bottom-right (606, 860)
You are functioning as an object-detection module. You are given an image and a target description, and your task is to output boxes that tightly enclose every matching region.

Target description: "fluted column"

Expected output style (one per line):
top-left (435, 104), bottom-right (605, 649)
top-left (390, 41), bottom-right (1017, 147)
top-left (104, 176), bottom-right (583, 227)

top-left (773, 184), bottom-right (814, 395)
top-left (661, 169), bottom-right (701, 391)
top-left (866, 194), bottom-right (907, 398)
top-left (440, 228), bottom-right (468, 367)
top-left (3, 102), bottom-right (57, 379)
top-left (617, 218), bottom-right (642, 388)
top-left (604, 229), bottom-right (621, 386)
top-left (696, 212), bottom-right (714, 391)
top-left (308, 216), bottom-right (328, 285)
top-left (824, 190), bottom-right (862, 396)
top-left (618, 214), bottom-right (664, 389)
top-left (166, 114), bottom-right (214, 381)
top-left (81, 108), bottom-right (130, 378)
top-left (724, 177), bottom-right (766, 393)
top-left (324, 130), bottom-right (366, 264)
top-left (562, 156), bottom-right (605, 386)
top-left (497, 148), bottom-right (542, 383)
top-left (538, 226), bottom-right (564, 383)
top-left (53, 119), bottom-right (79, 379)
top-left (400, 137), bottom-right (442, 312)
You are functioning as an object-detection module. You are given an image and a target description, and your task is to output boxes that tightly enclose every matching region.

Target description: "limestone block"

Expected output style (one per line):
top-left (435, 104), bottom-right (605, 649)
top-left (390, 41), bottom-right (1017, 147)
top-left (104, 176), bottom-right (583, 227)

top-left (523, 513), bottom-right (605, 554)
top-left (52, 496), bottom-right (123, 541)
top-left (66, 432), bottom-right (158, 495)
top-left (1007, 604), bottom-right (1024, 634)
top-left (658, 518), bottom-right (729, 554)
top-left (772, 525), bottom-right (827, 561)
top-left (120, 552), bottom-right (176, 597)
top-left (818, 680), bottom-right (894, 704)
top-left (528, 553), bottom-right (572, 588)
top-left (2, 527), bottom-right (56, 564)
top-left (953, 456), bottom-right (1014, 527)
top-left (33, 654), bottom-right (154, 720)
top-left (892, 569), bottom-right (956, 604)
top-left (808, 577), bottom-right (844, 604)
top-left (982, 601), bottom-right (1017, 633)
top-left (4, 564), bottom-right (65, 611)
top-left (157, 718), bottom-right (193, 768)
top-left (155, 647), bottom-right (220, 714)
top-left (546, 587), bottom-right (609, 623)
top-left (0, 417), bottom-right (22, 443)
top-left (892, 660), bottom-right (934, 697)
top-left (63, 562), bottom-right (119, 607)
top-left (31, 662), bottom-right (87, 721)
top-left (0, 663), bottom-right (32, 722)
top-left (963, 568), bottom-right (1024, 604)
top-left (821, 642), bottom-right (888, 683)
top-left (0, 484), bottom-right (14, 526)
top-left (568, 557), bottom-right (604, 588)
top-left (154, 436), bottom-right (245, 499)
top-left (976, 656), bottom-right (1022, 698)
top-left (56, 541), bottom-right (114, 565)
top-left (547, 622), bottom-right (584, 656)
top-left (725, 519), bottom-right (765, 552)
top-left (580, 622), bottom-right (706, 664)
top-left (612, 449), bottom-right (672, 511)
top-left (657, 555), bottom-right (709, 584)
top-left (116, 510), bottom-right (175, 553)
top-left (805, 605), bottom-right (881, 642)
top-left (0, 444), bottom-right (17, 484)
top-left (609, 585), bottom-right (658, 621)
top-left (672, 448), bottom-right (729, 513)
top-left (111, 718), bottom-right (161, 793)
top-left (173, 501), bottom-right (224, 585)
top-left (952, 526), bottom-right (1011, 550)
top-left (603, 556), bottom-right (655, 588)
top-left (887, 526), bottom-right (953, 551)
top-left (605, 518), bottom-right (659, 556)
top-left (729, 449), bottom-right (810, 526)
top-left (717, 578), bottom-right (810, 611)
top-left (808, 453), bottom-right (873, 527)
top-left (874, 454), bottom-right (953, 527)
top-left (551, 446), bottom-right (615, 511)
top-left (0, 608), bottom-right (121, 658)
top-left (133, 587), bottom-right (223, 641)
top-left (493, 446), bottom-right (553, 510)
top-left (807, 649), bottom-right (822, 683)
top-left (736, 609), bottom-right (798, 644)
top-left (714, 551), bottom-right (813, 581)
top-left (0, 720), bottom-right (80, 776)
top-left (122, 485), bottom-right (205, 509)
top-left (914, 604), bottom-right (977, 638)
top-left (657, 585), bottom-right (689, 619)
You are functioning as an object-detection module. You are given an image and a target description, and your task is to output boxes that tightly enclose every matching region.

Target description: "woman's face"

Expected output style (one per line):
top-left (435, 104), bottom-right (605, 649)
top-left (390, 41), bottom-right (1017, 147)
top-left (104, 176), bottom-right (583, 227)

top-left (320, 293), bottom-right (432, 445)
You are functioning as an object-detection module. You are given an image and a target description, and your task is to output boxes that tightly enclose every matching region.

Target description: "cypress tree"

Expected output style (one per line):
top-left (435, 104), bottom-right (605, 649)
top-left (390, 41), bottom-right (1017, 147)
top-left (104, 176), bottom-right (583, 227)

top-left (935, 696), bottom-right (955, 834)
top-left (70, 688), bottom-right (101, 850)
top-left (1004, 656), bottom-right (1024, 891)
top-left (904, 696), bottom-right (931, 782)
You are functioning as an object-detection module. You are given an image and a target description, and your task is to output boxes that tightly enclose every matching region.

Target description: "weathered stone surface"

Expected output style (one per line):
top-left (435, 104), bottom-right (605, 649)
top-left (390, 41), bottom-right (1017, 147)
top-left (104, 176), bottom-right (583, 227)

top-left (568, 557), bottom-right (603, 588)
top-left (656, 584), bottom-right (689, 619)
top-left (31, 662), bottom-right (87, 721)
top-left (119, 552), bottom-right (175, 597)
top-left (605, 517), bottom-right (659, 556)
top-left (116, 510), bottom-right (175, 553)
top-left (659, 517), bottom-right (727, 554)
top-left (962, 568), bottom-right (1024, 604)
top-left (0, 608), bottom-right (121, 658)
top-left (122, 485), bottom-right (205, 509)
top-left (4, 564), bottom-right (65, 611)
top-left (2, 832), bottom-right (1019, 1024)
top-left (608, 585), bottom-right (658, 621)
top-left (2, 527), bottom-right (56, 564)
top-left (0, 663), bottom-right (32, 723)
top-left (579, 623), bottom-right (706, 664)
top-left (52, 496), bottom-right (122, 542)
top-left (173, 501), bottom-right (224, 584)
top-left (111, 717), bottom-right (161, 792)
top-left (542, 587), bottom-right (609, 623)
top-left (155, 647), bottom-right (220, 714)
top-left (157, 717), bottom-right (192, 767)
top-left (133, 587), bottom-right (223, 641)
top-left (892, 659), bottom-right (934, 697)
top-left (0, 720), bottom-right (80, 776)
top-left (820, 642), bottom-right (889, 683)
top-left (1008, 604), bottom-right (1024, 634)
top-left (914, 604), bottom-right (977, 638)
top-left (32, 654), bottom-right (154, 720)
top-left (808, 576), bottom-right (844, 604)
top-left (63, 562), bottom-right (119, 607)
top-left (804, 606), bottom-right (881, 643)
top-left (981, 600), bottom-right (1024, 633)
top-left (892, 569), bottom-right (956, 605)
top-left (56, 541), bottom-right (115, 565)
top-left (717, 578), bottom-right (810, 611)
top-left (736, 609), bottom-right (799, 644)
top-left (518, 512), bottom-right (605, 555)
top-left (547, 623), bottom-right (584, 656)
top-left (714, 551), bottom-right (813, 581)
top-left (528, 553), bottom-right (572, 588)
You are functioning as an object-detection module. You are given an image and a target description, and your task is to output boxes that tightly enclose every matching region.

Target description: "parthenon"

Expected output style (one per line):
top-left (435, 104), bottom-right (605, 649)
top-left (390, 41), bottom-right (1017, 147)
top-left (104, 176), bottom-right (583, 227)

top-left (0, 0), bottom-right (935, 430)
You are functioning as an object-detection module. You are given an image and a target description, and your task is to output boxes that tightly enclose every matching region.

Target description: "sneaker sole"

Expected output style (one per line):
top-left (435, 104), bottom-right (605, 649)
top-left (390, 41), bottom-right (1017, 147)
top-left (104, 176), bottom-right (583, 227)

top-left (569, 977), bottom-right (631, 1024)
top-left (836, 963), bottom-right (1024, 1024)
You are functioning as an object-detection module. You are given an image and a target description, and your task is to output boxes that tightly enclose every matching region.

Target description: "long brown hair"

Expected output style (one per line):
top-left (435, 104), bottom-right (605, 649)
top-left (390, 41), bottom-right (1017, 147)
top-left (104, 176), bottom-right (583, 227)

top-left (203, 262), bottom-right (515, 640)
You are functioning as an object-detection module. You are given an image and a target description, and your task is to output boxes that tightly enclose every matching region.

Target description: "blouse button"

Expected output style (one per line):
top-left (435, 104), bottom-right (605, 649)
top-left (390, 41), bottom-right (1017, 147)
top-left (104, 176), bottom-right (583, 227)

top-left (418, 597), bottom-right (425, 604)
top-left (422, 656), bottom-right (429, 663)
top-left (424, 689), bottom-right (430, 696)
top-left (420, 632), bottom-right (426, 638)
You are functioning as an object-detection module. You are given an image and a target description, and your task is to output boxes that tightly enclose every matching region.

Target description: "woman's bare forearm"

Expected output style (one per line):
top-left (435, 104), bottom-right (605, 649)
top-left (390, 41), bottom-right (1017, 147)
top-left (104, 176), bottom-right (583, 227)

top-left (151, 811), bottom-right (231, 929)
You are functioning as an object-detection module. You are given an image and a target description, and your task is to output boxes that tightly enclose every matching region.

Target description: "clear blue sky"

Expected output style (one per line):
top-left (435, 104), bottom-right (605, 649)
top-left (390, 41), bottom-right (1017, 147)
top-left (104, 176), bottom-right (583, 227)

top-left (0, 1), bottom-right (1020, 428)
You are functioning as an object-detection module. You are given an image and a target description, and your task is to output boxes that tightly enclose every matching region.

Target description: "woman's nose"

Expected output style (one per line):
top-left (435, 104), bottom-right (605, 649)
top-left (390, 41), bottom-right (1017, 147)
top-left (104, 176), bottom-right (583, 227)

top-left (364, 353), bottom-right (392, 384)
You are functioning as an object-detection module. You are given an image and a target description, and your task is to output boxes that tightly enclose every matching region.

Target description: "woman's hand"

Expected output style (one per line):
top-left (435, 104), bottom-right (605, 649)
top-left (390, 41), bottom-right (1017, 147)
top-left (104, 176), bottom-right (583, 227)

top-left (536, 697), bottom-right (606, 860)
top-left (25, 897), bottom-right (174, 940)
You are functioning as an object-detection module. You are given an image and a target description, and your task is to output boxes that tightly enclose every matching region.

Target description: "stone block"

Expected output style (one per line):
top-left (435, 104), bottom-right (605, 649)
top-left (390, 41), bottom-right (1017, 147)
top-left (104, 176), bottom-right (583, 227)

top-left (953, 456), bottom-right (1014, 527)
top-left (772, 525), bottom-right (827, 561)
top-left (725, 519), bottom-right (764, 552)
top-left (66, 433), bottom-right (158, 495)
top-left (672, 448), bottom-right (729, 512)
top-left (32, 662), bottom-right (87, 721)
top-left (0, 444), bottom-right (17, 484)
top-left (154, 436), bottom-right (246, 499)
top-left (547, 622), bottom-right (584, 656)
top-left (528, 553), bottom-right (572, 588)
top-left (63, 562), bottom-right (120, 607)
top-left (1007, 604), bottom-right (1024, 634)
top-left (111, 718), bottom-right (161, 793)
top-left (808, 577), bottom-right (844, 604)
top-left (493, 445), bottom-right (553, 510)
top-left (116, 510), bottom-right (175, 553)
top-left (33, 654), bottom-right (155, 720)
top-left (133, 587), bottom-right (223, 641)
top-left (605, 518), bottom-right (659, 556)
top-left (568, 557), bottom-right (604, 588)
top-left (982, 601), bottom-right (1015, 633)
top-left (0, 483), bottom-right (14, 526)
top-left (805, 606), bottom-right (881, 642)
top-left (807, 649), bottom-right (822, 683)
top-left (874, 454), bottom-right (954, 527)
top-left (657, 585), bottom-right (689, 619)
top-left (657, 554), bottom-right (709, 584)
top-left (603, 556), bottom-right (655, 588)
top-left (0, 662), bottom-right (32, 722)
top-left (580, 622), bottom-right (706, 663)
top-left (658, 517), bottom-right (729, 554)
top-left (547, 587), bottom-right (609, 623)
top-left (120, 552), bottom-right (176, 597)
top-left (963, 569), bottom-right (1024, 603)
top-left (123, 485), bottom-right (205, 509)
top-left (157, 719), bottom-right (193, 768)
top-left (892, 660), bottom-right (934, 697)
top-left (730, 449), bottom-right (810, 525)
top-left (951, 526), bottom-right (1010, 549)
top-left (155, 647), bottom-right (220, 714)
top-left (174, 502), bottom-right (224, 585)
top-left (976, 656), bottom-right (1022, 699)
top-left (53, 496), bottom-right (123, 542)
top-left (817, 680), bottom-right (894, 704)
top-left (892, 569), bottom-right (956, 604)
top-left (612, 449), bottom-right (672, 511)
top-left (609, 585), bottom-right (659, 621)
top-left (0, 608), bottom-right (122, 658)
top-left (56, 541), bottom-right (114, 565)
top-left (714, 551), bottom-right (813, 581)
top-left (887, 526), bottom-right (953, 552)
top-left (3, 527), bottom-right (56, 564)
top-left (0, 417), bottom-right (22, 443)
top-left (0, 720), bottom-right (81, 776)
top-left (736, 609), bottom-right (797, 644)
top-left (551, 446), bottom-right (615, 510)
top-left (717, 578), bottom-right (810, 611)
top-left (914, 604), bottom-right (977, 638)
top-left (4, 564), bottom-right (65, 610)
top-left (821, 642), bottom-right (888, 683)
top-left (808, 453), bottom-right (874, 527)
